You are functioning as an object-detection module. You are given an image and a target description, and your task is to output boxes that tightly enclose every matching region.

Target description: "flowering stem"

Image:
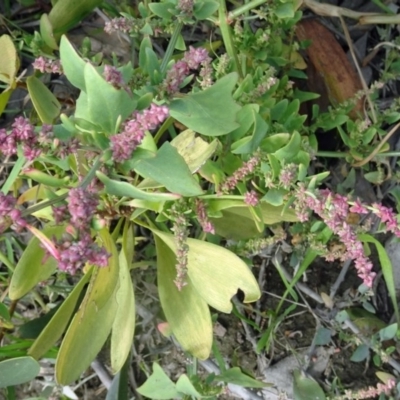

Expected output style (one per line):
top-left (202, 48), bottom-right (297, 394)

top-left (160, 21), bottom-right (184, 75)
top-left (218, 0), bottom-right (243, 78)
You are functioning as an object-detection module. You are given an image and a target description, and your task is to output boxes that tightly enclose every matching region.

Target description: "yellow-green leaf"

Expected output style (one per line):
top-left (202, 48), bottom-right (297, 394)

top-left (55, 230), bottom-right (119, 384)
top-left (155, 236), bottom-right (212, 359)
top-left (27, 76), bottom-right (61, 123)
top-left (0, 35), bottom-right (19, 86)
top-left (153, 230), bottom-right (260, 313)
top-left (170, 129), bottom-right (218, 173)
top-left (110, 250), bottom-right (135, 374)
top-left (28, 270), bottom-right (92, 359)
top-left (9, 225), bottom-right (66, 300)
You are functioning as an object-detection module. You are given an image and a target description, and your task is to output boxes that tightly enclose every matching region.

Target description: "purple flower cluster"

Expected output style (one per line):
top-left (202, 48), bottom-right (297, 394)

top-left (56, 232), bottom-right (109, 275)
top-left (0, 193), bottom-right (26, 233)
top-left (244, 190), bottom-right (259, 206)
top-left (32, 57), bottom-right (62, 74)
top-left (49, 188), bottom-right (109, 275)
top-left (293, 186), bottom-right (400, 287)
top-left (103, 65), bottom-right (124, 89)
top-left (110, 103), bottom-right (169, 162)
top-left (171, 213), bottom-right (190, 291)
top-left (0, 117), bottom-right (41, 160)
top-left (195, 199), bottom-right (215, 234)
top-left (162, 46), bottom-right (212, 94)
top-left (0, 119), bottom-right (78, 161)
top-left (220, 154), bottom-right (260, 193)
top-left (340, 379), bottom-right (395, 399)
top-left (104, 17), bottom-right (133, 34)
top-left (177, 0), bottom-right (194, 15)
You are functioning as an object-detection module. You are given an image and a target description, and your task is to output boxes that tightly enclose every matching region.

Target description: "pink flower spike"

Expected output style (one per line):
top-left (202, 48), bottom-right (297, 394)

top-left (349, 199), bottom-right (368, 214)
top-left (26, 224), bottom-right (61, 261)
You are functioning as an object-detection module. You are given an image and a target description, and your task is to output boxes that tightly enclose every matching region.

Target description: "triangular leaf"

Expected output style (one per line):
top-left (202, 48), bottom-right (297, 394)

top-left (134, 142), bottom-right (203, 196)
top-left (169, 73), bottom-right (241, 136)
top-left (153, 230), bottom-right (261, 313)
top-left (75, 63), bottom-right (136, 133)
top-left (137, 363), bottom-right (181, 399)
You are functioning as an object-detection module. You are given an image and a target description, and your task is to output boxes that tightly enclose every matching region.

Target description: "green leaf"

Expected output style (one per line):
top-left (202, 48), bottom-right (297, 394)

top-left (48, 0), bottom-right (103, 37)
top-left (293, 370), bottom-right (326, 400)
top-left (148, 3), bottom-right (176, 19)
top-left (75, 62), bottom-right (136, 133)
top-left (273, 131), bottom-right (302, 161)
top-left (27, 76), bottom-right (61, 123)
top-left (153, 230), bottom-right (261, 313)
top-left (9, 225), bottom-right (66, 300)
top-left (56, 230), bottom-right (119, 385)
top-left (137, 363), bottom-right (181, 399)
top-left (262, 188), bottom-right (287, 206)
top-left (170, 129), bottom-right (218, 173)
top-left (0, 357), bottom-right (40, 388)
top-left (28, 271), bottom-right (92, 359)
top-left (350, 344), bottom-right (369, 362)
top-left (59, 35), bottom-right (86, 91)
top-left (379, 323), bottom-right (398, 341)
top-left (216, 367), bottom-right (269, 388)
top-left (97, 171), bottom-right (180, 201)
top-left (314, 327), bottom-right (331, 346)
top-left (169, 73), bottom-right (241, 136)
top-left (0, 34), bottom-right (18, 86)
top-left (359, 234), bottom-right (400, 324)
top-left (274, 2), bottom-right (295, 18)
top-left (39, 14), bottom-right (58, 50)
top-left (0, 88), bottom-right (13, 117)
top-left (176, 374), bottom-right (203, 396)
top-left (193, 1), bottom-right (219, 19)
top-left (232, 112), bottom-right (268, 154)
top-left (155, 236), bottom-right (213, 359)
top-left (134, 142), bottom-right (203, 196)
top-left (110, 250), bottom-right (135, 374)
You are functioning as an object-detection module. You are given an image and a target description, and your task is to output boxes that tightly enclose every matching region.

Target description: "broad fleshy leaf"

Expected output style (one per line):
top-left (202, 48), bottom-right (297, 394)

top-left (0, 357), bottom-right (40, 388)
top-left (110, 249), bottom-right (135, 374)
top-left (48, 0), bottom-right (102, 36)
top-left (134, 142), bottom-right (203, 196)
top-left (0, 34), bottom-right (19, 86)
top-left (169, 73), bottom-right (241, 136)
top-left (75, 62), bottom-right (136, 133)
top-left (59, 35), bottom-right (86, 91)
top-left (155, 236), bottom-right (212, 359)
top-left (27, 76), bottom-right (61, 123)
top-left (293, 370), bottom-right (326, 400)
top-left (153, 230), bottom-right (261, 313)
top-left (56, 230), bottom-right (119, 384)
top-left (28, 270), bottom-right (92, 359)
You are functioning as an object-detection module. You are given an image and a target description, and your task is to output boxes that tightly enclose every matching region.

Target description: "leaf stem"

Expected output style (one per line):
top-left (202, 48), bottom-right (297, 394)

top-left (160, 21), bottom-right (183, 74)
top-left (218, 0), bottom-right (243, 78)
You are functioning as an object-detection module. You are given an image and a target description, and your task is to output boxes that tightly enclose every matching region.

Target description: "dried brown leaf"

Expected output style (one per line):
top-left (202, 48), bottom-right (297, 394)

top-left (296, 19), bottom-right (363, 119)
